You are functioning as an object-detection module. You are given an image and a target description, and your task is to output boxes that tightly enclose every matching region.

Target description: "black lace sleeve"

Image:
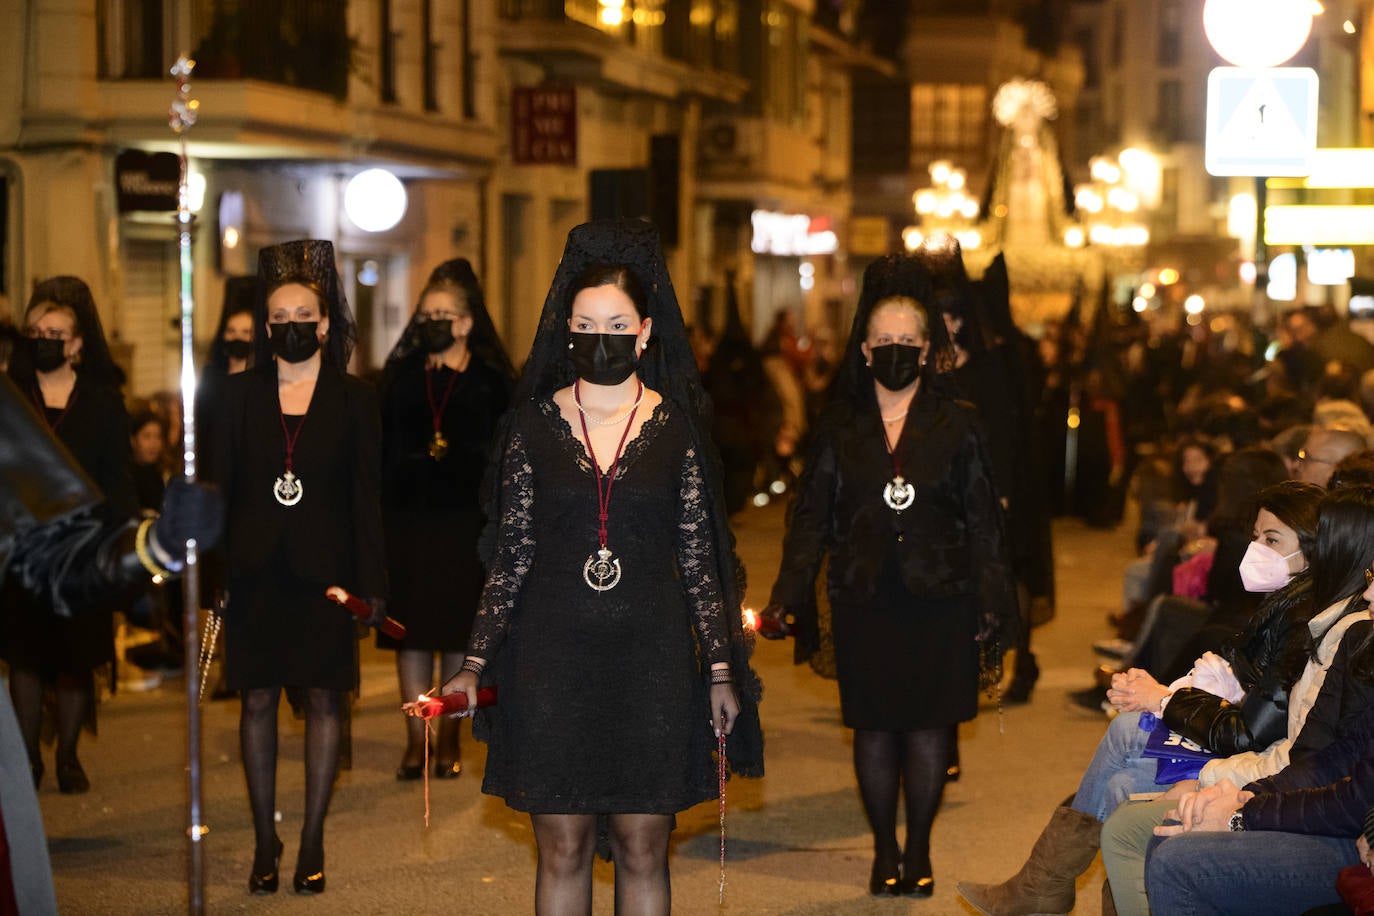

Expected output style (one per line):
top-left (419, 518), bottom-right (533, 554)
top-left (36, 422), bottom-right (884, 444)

top-left (676, 444), bottom-right (732, 667)
top-left (467, 425), bottom-right (535, 659)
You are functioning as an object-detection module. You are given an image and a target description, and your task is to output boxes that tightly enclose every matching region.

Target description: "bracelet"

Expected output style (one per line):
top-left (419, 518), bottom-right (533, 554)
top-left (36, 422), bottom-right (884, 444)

top-left (134, 518), bottom-right (174, 583)
top-left (459, 658), bottom-right (486, 678)
top-left (709, 667), bottom-right (734, 686)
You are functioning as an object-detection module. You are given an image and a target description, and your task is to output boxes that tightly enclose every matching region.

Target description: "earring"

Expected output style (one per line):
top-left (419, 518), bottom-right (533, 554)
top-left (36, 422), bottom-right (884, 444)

top-left (568, 340), bottom-right (574, 350)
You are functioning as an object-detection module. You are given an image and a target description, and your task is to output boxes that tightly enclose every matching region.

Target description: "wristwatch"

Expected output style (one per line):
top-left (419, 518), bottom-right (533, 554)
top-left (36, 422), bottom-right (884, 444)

top-left (1228, 810), bottom-right (1246, 832)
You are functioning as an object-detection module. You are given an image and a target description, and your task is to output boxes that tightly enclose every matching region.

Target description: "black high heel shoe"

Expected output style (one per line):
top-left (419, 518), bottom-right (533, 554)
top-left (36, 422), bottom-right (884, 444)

top-left (898, 874), bottom-right (934, 898)
top-left (248, 836), bottom-right (283, 895)
top-left (869, 861), bottom-right (901, 897)
top-left (293, 868), bottom-right (326, 895)
top-left (395, 763), bottom-right (423, 781)
top-left (56, 759), bottom-right (89, 794)
top-left (432, 759), bottom-right (461, 779)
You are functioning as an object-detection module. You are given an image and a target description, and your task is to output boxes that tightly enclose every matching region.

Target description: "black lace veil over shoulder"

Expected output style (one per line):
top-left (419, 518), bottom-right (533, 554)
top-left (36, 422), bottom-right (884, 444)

top-left (492, 218), bottom-right (764, 776)
top-left (251, 239), bottom-right (357, 370)
top-left (383, 258), bottom-right (516, 385)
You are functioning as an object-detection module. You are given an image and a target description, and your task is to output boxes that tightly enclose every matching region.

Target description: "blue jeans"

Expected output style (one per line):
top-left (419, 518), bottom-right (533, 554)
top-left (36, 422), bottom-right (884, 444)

top-left (1145, 830), bottom-right (1359, 914)
top-left (1070, 710), bottom-right (1159, 822)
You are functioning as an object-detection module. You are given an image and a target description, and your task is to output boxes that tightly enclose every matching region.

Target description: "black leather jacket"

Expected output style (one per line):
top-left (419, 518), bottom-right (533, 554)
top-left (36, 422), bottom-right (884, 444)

top-left (1162, 578), bottom-right (1333, 757)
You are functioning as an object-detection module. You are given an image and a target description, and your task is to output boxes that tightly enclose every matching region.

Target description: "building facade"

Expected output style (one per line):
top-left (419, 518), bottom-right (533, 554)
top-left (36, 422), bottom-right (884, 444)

top-left (2, 0), bottom-right (886, 394)
top-left (2, 0), bottom-right (500, 394)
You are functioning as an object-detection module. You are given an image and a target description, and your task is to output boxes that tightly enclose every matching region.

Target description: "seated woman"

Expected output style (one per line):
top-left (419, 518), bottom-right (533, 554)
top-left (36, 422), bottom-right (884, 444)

top-left (1087, 447), bottom-right (1290, 698)
top-left (1094, 486), bottom-right (1374, 914)
top-left (1112, 437), bottom-right (1219, 641)
top-left (959, 480), bottom-right (1354, 916)
top-left (1130, 652), bottom-right (1374, 915)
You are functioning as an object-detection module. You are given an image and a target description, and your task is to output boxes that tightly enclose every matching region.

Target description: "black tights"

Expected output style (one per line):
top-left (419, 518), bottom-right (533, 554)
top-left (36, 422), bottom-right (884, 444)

top-left (853, 726), bottom-right (953, 880)
top-left (396, 650), bottom-right (464, 767)
top-left (10, 666), bottom-right (90, 775)
top-left (240, 686), bottom-right (343, 875)
top-left (529, 813), bottom-right (672, 916)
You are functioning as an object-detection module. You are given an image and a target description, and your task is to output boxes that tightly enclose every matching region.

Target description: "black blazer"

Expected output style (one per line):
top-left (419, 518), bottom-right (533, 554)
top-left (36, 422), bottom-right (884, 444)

top-left (213, 364), bottom-right (387, 598)
top-left (770, 392), bottom-right (1016, 642)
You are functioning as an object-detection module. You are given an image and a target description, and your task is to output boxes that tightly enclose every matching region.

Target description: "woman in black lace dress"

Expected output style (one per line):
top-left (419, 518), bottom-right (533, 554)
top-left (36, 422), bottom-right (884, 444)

top-left (446, 220), bottom-right (763, 915)
top-left (764, 252), bottom-right (1017, 899)
top-left (378, 258), bottom-right (512, 780)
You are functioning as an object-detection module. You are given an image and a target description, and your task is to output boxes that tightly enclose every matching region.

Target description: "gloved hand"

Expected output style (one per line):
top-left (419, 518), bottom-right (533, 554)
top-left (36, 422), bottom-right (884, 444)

top-left (153, 478), bottom-right (225, 557)
top-left (361, 596), bottom-right (388, 628)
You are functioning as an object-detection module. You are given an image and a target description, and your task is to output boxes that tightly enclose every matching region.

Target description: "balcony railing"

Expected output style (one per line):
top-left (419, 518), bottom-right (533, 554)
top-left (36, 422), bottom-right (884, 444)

top-left (189, 0), bottom-right (352, 98)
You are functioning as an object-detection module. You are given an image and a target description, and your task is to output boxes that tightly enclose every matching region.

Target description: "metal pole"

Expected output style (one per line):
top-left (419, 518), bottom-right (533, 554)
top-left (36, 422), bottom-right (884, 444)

top-left (169, 55), bottom-right (205, 916)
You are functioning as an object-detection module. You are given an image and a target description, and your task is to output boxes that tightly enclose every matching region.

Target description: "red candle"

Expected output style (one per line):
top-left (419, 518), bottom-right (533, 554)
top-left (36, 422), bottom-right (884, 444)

top-left (325, 586), bottom-right (407, 641)
top-left (404, 687), bottom-right (499, 719)
top-left (743, 607), bottom-right (791, 638)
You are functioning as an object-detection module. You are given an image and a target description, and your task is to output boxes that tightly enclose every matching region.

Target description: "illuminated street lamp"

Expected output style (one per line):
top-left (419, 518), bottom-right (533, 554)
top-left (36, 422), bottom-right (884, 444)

top-left (1067, 155), bottom-right (1150, 250)
top-left (904, 159), bottom-right (982, 253)
top-left (1202, 0), bottom-right (1318, 68)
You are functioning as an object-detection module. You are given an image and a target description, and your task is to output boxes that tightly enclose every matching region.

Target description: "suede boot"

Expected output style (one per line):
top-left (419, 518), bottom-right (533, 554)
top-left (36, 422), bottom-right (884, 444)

top-left (956, 806), bottom-right (1101, 916)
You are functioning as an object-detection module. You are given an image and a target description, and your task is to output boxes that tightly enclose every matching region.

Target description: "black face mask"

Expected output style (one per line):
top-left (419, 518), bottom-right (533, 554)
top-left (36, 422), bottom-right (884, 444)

top-left (27, 337), bottom-right (68, 373)
top-left (417, 318), bottom-right (456, 354)
top-left (223, 339), bottom-right (253, 362)
top-left (868, 343), bottom-right (923, 391)
top-left (269, 321), bottom-right (321, 364)
top-left (569, 332), bottom-right (639, 386)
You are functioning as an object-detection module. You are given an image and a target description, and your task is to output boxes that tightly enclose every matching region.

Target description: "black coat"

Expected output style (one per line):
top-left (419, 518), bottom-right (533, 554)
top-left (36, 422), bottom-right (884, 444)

top-left (1163, 578), bottom-right (1315, 756)
top-left (213, 364), bottom-right (386, 599)
top-left (1244, 677), bottom-right (1374, 836)
top-left (769, 392), bottom-right (1017, 654)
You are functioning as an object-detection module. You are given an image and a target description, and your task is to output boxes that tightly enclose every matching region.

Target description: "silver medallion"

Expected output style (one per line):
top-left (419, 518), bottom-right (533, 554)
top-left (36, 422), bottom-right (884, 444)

top-left (582, 547), bottom-right (622, 591)
top-left (273, 470), bottom-right (304, 507)
top-left (883, 476), bottom-right (915, 512)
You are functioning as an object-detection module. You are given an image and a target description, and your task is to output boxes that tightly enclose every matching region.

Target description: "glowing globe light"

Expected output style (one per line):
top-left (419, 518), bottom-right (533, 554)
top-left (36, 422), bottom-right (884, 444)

top-left (1203, 0), bottom-right (1315, 68)
top-left (344, 168), bottom-right (408, 233)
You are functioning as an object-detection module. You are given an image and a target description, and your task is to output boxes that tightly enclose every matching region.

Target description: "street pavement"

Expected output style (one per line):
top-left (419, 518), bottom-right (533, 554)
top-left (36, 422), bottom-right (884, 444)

top-left (39, 500), bottom-right (1134, 914)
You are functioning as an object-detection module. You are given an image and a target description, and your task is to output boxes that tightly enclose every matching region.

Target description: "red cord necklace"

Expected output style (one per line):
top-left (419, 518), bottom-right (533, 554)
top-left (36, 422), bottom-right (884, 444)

top-left (425, 366), bottom-right (461, 460)
top-left (273, 410), bottom-right (306, 507)
top-left (575, 378), bottom-right (642, 592)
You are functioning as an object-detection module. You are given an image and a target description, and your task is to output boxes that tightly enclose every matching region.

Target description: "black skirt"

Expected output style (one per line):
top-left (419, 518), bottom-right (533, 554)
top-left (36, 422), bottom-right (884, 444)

top-left (224, 570), bottom-right (357, 692)
top-left (831, 555), bottom-right (979, 731)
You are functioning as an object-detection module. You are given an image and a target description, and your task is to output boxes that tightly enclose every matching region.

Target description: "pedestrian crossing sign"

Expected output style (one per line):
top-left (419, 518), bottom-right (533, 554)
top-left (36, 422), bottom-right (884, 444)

top-left (1205, 67), bottom-right (1318, 177)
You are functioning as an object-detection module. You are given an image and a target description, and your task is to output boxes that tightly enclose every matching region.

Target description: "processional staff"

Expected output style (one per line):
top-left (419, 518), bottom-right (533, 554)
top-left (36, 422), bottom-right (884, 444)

top-left (168, 54), bottom-right (206, 916)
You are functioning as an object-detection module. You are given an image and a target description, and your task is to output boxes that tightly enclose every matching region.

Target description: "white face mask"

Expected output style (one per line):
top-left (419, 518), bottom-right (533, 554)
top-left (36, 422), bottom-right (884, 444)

top-left (1238, 541), bottom-right (1302, 593)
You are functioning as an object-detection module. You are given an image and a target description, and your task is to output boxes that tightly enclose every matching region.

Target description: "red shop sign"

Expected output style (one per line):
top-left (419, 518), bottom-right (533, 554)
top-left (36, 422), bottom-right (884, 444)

top-left (511, 87), bottom-right (577, 166)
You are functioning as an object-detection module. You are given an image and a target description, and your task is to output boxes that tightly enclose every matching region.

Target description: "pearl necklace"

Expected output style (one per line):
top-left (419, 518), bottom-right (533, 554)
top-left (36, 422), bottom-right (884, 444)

top-left (575, 389), bottom-right (646, 427)
top-left (881, 409), bottom-right (908, 423)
